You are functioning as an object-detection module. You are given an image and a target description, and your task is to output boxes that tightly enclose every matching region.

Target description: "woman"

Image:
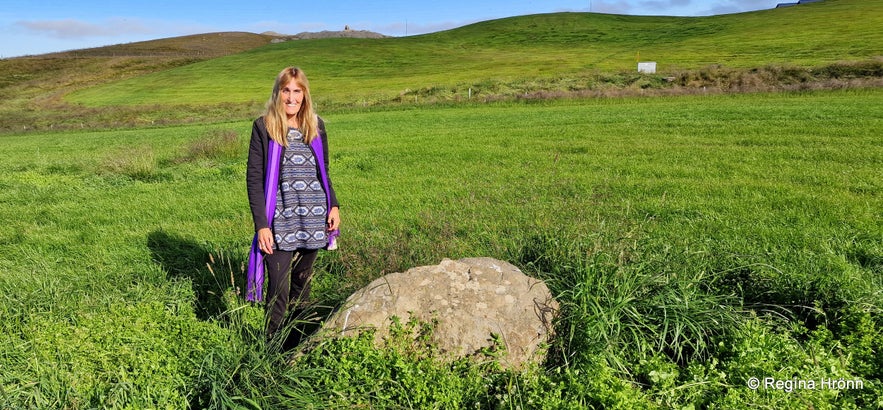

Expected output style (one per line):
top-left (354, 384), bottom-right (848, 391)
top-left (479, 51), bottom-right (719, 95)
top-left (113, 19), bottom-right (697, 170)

top-left (246, 67), bottom-right (340, 338)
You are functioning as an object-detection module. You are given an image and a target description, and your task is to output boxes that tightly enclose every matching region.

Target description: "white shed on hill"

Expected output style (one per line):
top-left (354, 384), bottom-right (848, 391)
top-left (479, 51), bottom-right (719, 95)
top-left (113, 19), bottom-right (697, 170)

top-left (638, 62), bottom-right (657, 74)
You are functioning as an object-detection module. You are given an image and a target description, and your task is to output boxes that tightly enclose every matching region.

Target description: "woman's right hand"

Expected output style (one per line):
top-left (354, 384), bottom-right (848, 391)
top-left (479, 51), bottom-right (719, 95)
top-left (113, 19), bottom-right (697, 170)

top-left (257, 228), bottom-right (274, 255)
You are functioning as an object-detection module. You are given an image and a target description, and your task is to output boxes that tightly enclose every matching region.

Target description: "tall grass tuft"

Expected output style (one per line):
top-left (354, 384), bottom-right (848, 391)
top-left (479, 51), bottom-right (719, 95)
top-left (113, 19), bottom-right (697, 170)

top-left (521, 233), bottom-right (744, 372)
top-left (188, 304), bottom-right (330, 409)
top-left (173, 129), bottom-right (244, 164)
top-left (188, 254), bottom-right (329, 409)
top-left (100, 145), bottom-right (163, 182)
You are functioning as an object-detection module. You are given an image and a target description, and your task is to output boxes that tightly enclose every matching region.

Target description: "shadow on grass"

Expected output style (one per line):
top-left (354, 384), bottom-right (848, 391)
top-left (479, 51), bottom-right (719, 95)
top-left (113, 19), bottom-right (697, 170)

top-left (147, 229), bottom-right (244, 320)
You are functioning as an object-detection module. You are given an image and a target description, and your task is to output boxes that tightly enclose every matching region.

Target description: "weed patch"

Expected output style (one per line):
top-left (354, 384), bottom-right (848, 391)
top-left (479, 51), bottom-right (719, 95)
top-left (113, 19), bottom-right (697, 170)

top-left (171, 129), bottom-right (244, 165)
top-left (99, 145), bottom-right (166, 182)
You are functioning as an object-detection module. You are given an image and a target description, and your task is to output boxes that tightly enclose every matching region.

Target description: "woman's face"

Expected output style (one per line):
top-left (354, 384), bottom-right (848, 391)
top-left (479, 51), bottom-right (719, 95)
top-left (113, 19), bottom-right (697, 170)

top-left (281, 78), bottom-right (304, 117)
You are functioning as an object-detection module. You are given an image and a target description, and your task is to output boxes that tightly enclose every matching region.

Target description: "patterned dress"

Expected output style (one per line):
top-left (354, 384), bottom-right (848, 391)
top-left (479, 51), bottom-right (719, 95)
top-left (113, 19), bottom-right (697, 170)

top-left (272, 128), bottom-right (328, 250)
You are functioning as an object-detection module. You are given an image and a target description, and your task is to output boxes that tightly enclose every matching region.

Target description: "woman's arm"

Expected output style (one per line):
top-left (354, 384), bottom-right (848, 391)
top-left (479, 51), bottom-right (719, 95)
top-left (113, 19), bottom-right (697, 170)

top-left (246, 118), bottom-right (269, 232)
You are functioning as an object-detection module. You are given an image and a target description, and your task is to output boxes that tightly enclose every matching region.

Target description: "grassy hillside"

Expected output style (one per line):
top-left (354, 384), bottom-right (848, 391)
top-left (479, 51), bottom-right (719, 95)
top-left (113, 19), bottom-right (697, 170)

top-left (1, 0), bottom-right (880, 133)
top-left (0, 32), bottom-right (274, 133)
top-left (67, 0), bottom-right (882, 108)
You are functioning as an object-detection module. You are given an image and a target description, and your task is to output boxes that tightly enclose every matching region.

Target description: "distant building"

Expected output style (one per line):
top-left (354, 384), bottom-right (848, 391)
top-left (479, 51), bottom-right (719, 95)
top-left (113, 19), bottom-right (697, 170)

top-left (637, 62), bottom-right (657, 74)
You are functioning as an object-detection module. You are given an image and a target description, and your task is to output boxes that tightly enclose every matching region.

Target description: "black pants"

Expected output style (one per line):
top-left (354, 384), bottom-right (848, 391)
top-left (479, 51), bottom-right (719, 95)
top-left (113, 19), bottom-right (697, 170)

top-left (264, 248), bottom-right (318, 338)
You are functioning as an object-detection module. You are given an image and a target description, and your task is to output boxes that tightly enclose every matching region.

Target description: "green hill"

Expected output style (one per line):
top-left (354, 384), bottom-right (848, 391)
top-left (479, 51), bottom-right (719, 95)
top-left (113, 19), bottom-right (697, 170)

top-left (1, 0), bottom-right (880, 133)
top-left (0, 32), bottom-right (275, 133)
top-left (67, 0), bottom-right (882, 107)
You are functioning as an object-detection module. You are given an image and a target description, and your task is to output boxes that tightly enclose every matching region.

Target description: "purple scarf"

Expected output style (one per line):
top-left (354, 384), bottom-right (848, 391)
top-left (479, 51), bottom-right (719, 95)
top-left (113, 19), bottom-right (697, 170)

top-left (246, 135), bottom-right (338, 302)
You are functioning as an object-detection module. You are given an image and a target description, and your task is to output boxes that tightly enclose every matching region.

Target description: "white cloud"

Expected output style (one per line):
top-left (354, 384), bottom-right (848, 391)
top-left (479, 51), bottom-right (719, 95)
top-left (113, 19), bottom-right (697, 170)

top-left (14, 17), bottom-right (216, 40)
top-left (377, 20), bottom-right (470, 36)
top-left (588, 0), bottom-right (637, 15)
top-left (704, 0), bottom-right (779, 15)
top-left (15, 18), bottom-right (153, 39)
top-left (639, 0), bottom-right (693, 10)
top-left (583, 0), bottom-right (777, 16)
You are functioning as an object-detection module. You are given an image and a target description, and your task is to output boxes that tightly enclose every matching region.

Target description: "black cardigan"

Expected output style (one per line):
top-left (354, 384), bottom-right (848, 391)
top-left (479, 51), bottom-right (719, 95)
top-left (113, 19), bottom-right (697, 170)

top-left (246, 116), bottom-right (339, 233)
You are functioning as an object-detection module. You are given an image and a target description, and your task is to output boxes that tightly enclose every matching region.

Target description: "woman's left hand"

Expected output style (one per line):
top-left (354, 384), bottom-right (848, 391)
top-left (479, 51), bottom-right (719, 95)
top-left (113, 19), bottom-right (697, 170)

top-left (327, 207), bottom-right (340, 231)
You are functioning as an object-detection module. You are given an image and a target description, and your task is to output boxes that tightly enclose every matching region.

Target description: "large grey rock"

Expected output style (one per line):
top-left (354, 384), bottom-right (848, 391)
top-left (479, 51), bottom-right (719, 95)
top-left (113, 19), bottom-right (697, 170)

top-left (323, 257), bottom-right (558, 369)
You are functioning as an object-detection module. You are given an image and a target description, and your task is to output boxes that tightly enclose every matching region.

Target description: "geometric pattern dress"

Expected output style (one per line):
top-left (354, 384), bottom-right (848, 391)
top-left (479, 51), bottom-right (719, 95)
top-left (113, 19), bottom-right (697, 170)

top-left (272, 128), bottom-right (328, 250)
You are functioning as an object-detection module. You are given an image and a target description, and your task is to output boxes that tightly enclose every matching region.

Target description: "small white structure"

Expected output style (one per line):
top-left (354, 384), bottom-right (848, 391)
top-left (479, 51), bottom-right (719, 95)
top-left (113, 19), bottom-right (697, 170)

top-left (638, 62), bottom-right (657, 74)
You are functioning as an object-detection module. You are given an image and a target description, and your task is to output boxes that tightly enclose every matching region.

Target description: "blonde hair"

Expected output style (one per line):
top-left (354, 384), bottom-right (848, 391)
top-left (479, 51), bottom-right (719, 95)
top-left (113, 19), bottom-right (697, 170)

top-left (263, 67), bottom-right (319, 146)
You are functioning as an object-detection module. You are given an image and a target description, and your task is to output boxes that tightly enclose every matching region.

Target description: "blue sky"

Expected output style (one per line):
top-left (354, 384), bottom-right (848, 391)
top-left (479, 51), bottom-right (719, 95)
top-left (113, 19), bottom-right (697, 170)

top-left (1, 0), bottom-right (785, 58)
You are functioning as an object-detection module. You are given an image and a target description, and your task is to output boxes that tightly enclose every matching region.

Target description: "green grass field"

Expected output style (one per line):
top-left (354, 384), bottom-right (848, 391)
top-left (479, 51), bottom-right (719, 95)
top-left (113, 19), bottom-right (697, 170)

top-left (1, 0), bottom-right (882, 407)
top-left (1, 89), bottom-right (881, 408)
